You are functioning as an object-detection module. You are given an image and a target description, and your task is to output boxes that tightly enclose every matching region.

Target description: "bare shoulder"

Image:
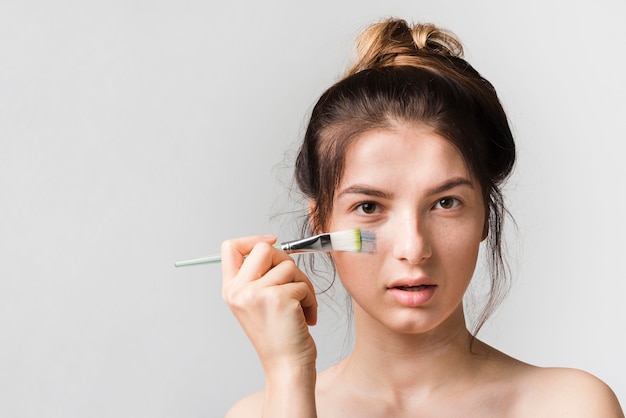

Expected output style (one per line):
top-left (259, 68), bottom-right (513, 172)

top-left (224, 390), bottom-right (264, 418)
top-left (517, 367), bottom-right (624, 417)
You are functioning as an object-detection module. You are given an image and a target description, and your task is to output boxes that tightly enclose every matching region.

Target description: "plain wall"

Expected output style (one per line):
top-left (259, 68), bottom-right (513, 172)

top-left (1, 0), bottom-right (624, 416)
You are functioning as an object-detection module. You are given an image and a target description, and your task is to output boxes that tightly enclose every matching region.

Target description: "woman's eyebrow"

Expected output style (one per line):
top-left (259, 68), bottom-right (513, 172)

top-left (337, 178), bottom-right (474, 199)
top-left (337, 184), bottom-right (392, 199)
top-left (428, 177), bottom-right (475, 195)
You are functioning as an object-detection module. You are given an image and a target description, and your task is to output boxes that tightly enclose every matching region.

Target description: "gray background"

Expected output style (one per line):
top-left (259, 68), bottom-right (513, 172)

top-left (1, 0), bottom-right (624, 416)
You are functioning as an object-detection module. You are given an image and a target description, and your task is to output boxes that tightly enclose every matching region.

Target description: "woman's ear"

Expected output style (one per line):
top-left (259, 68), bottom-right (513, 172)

top-left (308, 199), bottom-right (320, 234)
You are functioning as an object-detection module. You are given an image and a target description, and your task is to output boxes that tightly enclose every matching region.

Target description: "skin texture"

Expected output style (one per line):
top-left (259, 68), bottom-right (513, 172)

top-left (328, 125), bottom-right (485, 337)
top-left (222, 125), bottom-right (624, 418)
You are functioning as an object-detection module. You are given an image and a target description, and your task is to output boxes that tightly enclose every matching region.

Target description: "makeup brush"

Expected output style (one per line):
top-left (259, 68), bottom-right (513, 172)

top-left (174, 228), bottom-right (376, 267)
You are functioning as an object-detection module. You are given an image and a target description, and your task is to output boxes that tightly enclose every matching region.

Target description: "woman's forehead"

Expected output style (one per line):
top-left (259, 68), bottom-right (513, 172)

top-left (339, 126), bottom-right (472, 185)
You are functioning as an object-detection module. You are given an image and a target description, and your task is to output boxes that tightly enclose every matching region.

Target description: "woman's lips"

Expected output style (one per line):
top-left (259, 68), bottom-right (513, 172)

top-left (387, 279), bottom-right (437, 307)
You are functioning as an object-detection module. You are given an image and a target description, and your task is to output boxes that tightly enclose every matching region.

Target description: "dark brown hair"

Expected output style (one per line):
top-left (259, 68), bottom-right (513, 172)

top-left (294, 18), bottom-right (516, 335)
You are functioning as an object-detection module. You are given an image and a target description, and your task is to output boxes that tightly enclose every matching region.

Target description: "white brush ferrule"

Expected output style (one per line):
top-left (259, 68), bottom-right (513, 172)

top-left (280, 234), bottom-right (332, 253)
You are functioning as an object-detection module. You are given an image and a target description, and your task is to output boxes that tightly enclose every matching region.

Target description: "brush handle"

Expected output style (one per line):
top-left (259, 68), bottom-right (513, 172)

top-left (174, 254), bottom-right (222, 267)
top-left (174, 235), bottom-right (329, 267)
top-left (174, 245), bottom-right (319, 267)
top-left (174, 230), bottom-right (358, 267)
top-left (174, 242), bottom-right (290, 267)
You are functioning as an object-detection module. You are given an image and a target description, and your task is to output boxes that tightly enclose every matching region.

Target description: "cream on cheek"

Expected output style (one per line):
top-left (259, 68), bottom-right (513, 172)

top-left (330, 226), bottom-right (392, 294)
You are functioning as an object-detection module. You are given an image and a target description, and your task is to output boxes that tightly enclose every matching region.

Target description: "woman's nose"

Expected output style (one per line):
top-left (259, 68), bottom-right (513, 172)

top-left (391, 215), bottom-right (432, 265)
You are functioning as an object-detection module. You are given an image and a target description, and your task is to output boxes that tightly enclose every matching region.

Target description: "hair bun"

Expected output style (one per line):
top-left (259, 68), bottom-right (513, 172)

top-left (347, 18), bottom-right (464, 76)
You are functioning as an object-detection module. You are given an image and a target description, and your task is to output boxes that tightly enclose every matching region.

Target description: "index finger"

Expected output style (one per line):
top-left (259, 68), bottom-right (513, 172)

top-left (220, 235), bottom-right (277, 281)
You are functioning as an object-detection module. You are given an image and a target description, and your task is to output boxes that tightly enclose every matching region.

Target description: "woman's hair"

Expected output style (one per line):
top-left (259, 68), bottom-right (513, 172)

top-left (294, 18), bottom-right (516, 335)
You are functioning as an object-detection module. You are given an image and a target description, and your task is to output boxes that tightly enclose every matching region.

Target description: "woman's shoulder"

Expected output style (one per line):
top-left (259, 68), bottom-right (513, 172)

top-left (513, 366), bottom-right (624, 417)
top-left (475, 342), bottom-right (623, 416)
top-left (224, 390), bottom-right (264, 418)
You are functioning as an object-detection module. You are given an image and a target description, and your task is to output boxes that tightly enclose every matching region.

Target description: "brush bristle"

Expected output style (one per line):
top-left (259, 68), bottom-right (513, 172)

top-left (328, 228), bottom-right (376, 253)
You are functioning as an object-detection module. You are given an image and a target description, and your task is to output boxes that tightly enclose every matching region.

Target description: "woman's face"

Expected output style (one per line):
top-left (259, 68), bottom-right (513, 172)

top-left (327, 124), bottom-right (486, 335)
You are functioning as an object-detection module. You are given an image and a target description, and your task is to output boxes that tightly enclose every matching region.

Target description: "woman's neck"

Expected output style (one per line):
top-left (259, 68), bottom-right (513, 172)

top-left (336, 304), bottom-right (485, 402)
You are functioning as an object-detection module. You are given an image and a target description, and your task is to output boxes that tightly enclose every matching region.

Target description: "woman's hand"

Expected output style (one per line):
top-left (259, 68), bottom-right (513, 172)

top-left (221, 235), bottom-right (318, 374)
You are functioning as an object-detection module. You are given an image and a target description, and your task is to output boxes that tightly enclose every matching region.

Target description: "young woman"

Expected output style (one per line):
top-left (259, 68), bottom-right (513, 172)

top-left (220, 18), bottom-right (624, 417)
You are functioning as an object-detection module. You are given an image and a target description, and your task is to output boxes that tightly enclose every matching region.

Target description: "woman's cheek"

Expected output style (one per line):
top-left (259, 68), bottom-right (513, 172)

top-left (333, 245), bottom-right (386, 291)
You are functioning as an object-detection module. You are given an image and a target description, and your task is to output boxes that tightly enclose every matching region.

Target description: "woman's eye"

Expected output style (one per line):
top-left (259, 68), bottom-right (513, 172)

top-left (435, 197), bottom-right (460, 210)
top-left (356, 202), bottom-right (378, 215)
